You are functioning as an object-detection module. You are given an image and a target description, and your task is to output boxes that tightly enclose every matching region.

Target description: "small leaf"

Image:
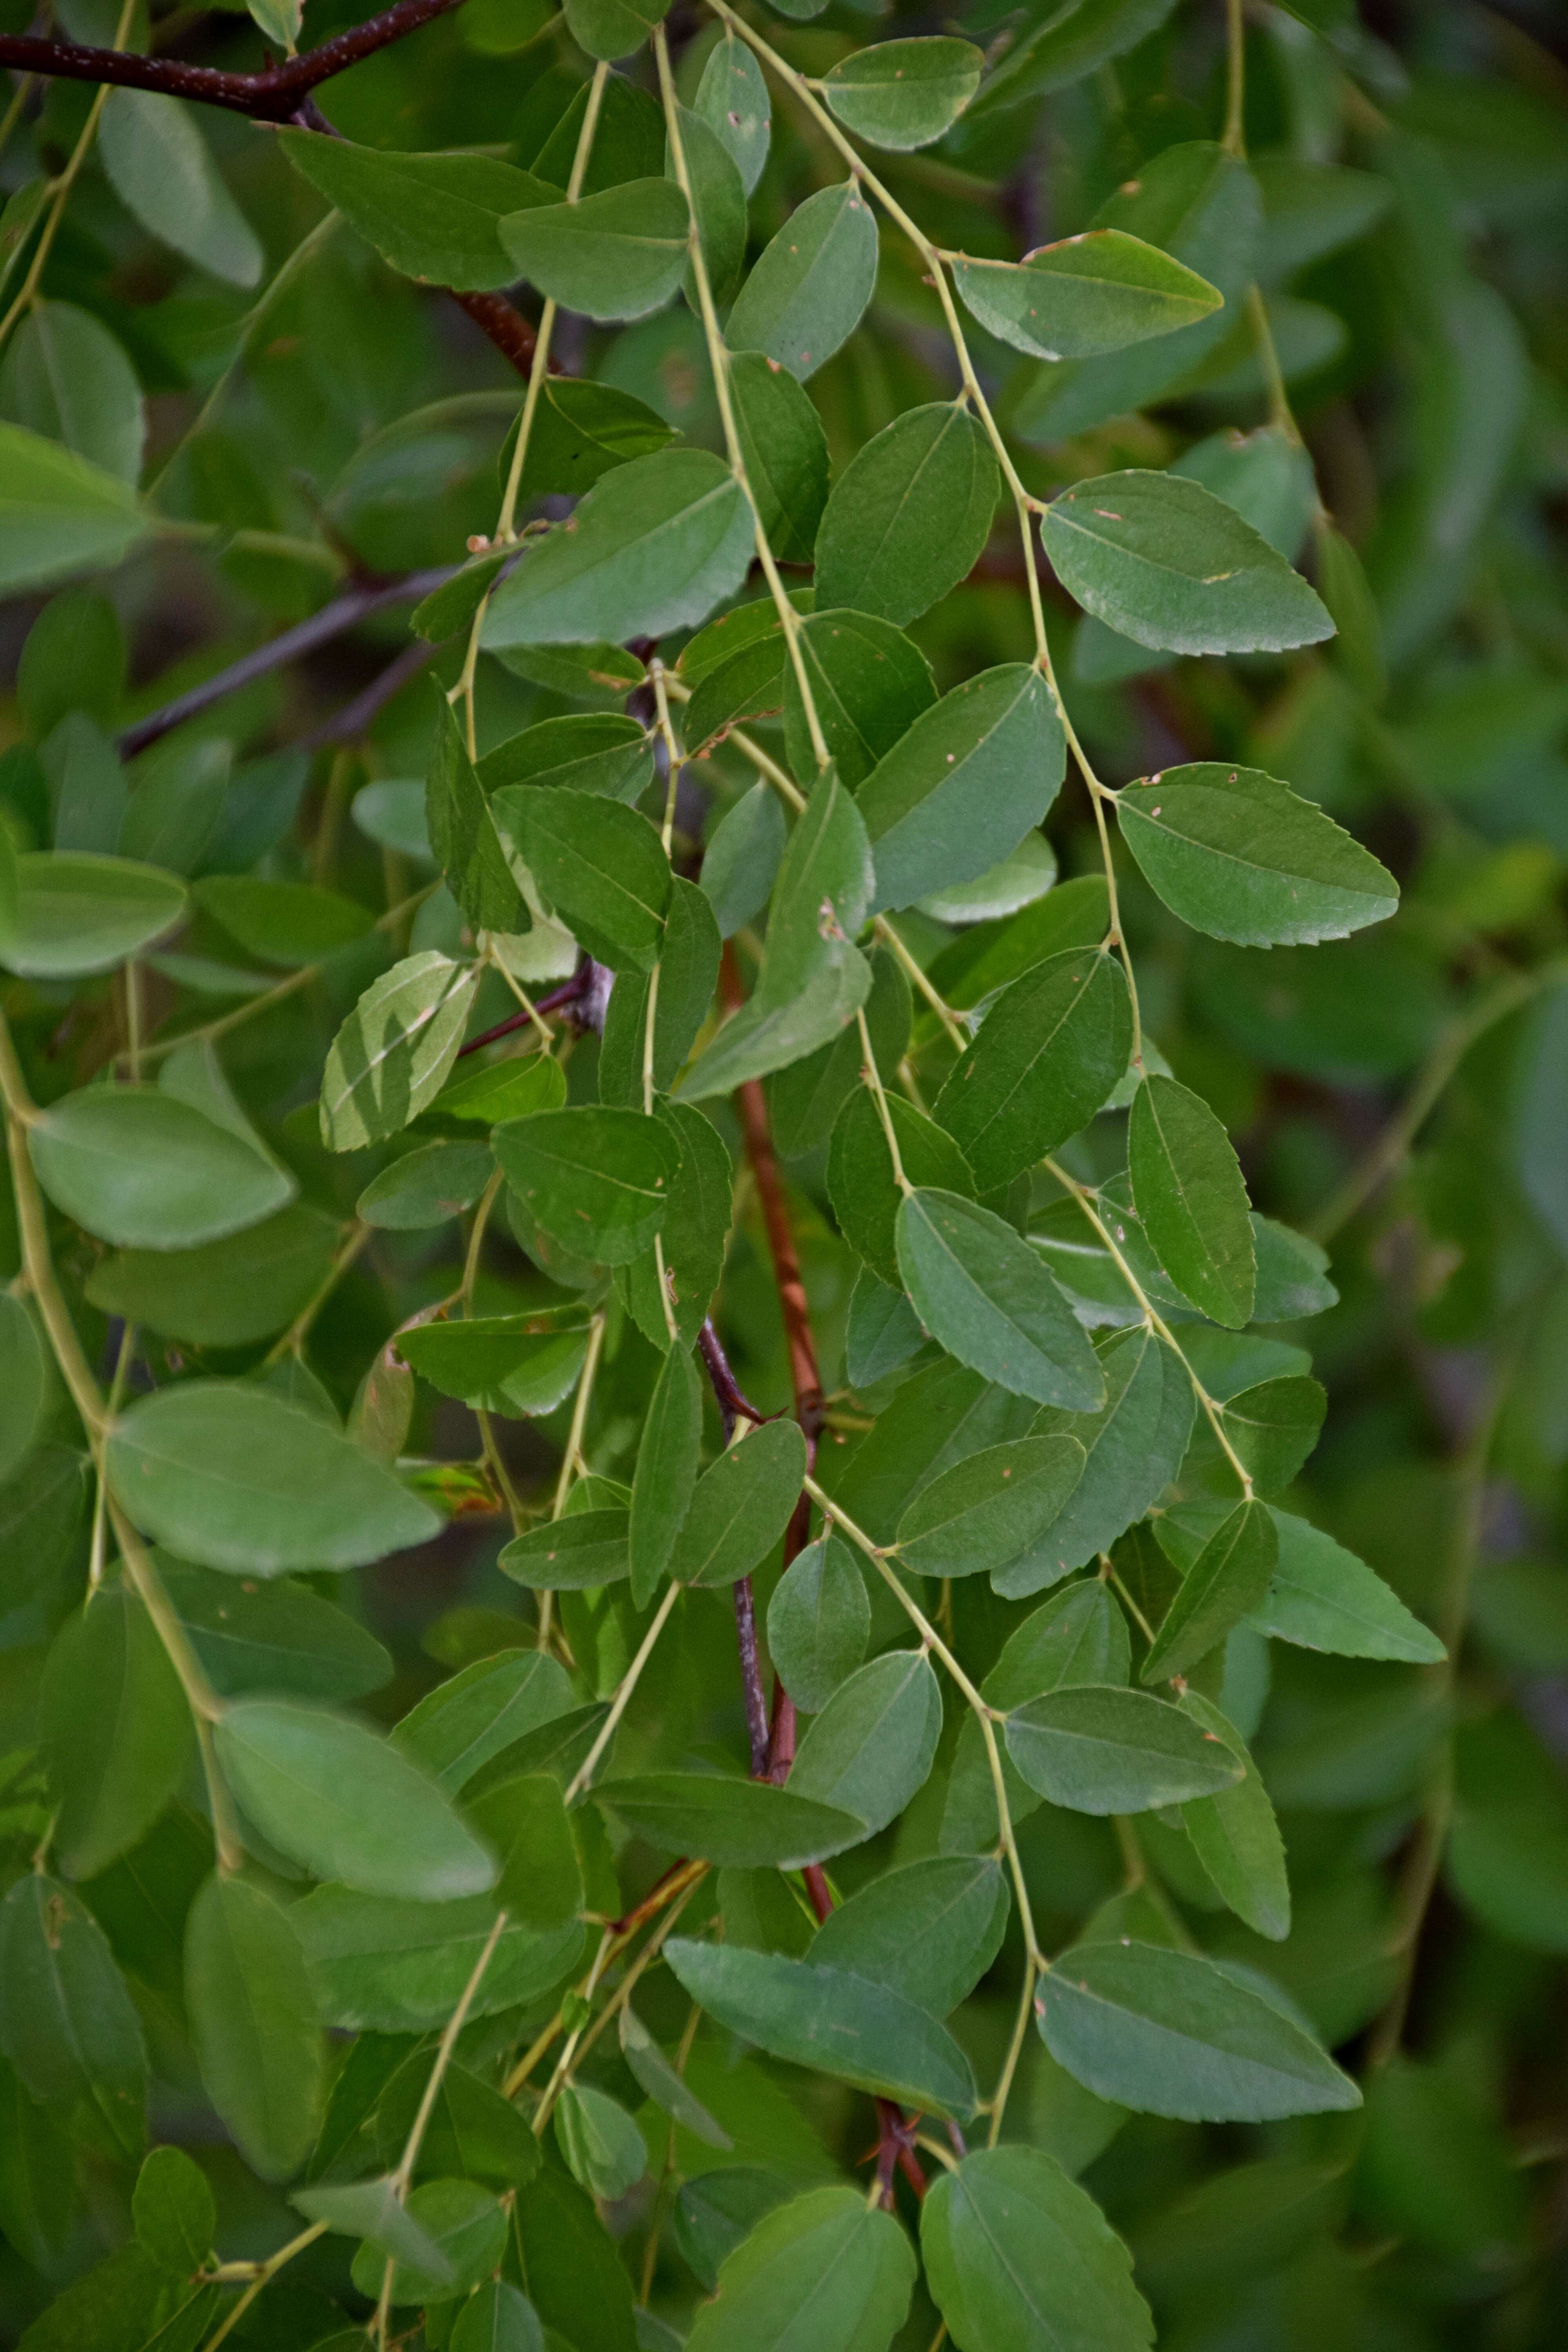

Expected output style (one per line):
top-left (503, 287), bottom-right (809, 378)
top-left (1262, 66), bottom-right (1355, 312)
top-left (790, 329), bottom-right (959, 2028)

top-left (935, 949), bottom-right (1131, 1190)
top-left (427, 699), bottom-right (526, 936)
top-left (562, 0), bottom-right (668, 62)
top-left (726, 181), bottom-right (879, 381)
top-left (293, 2174), bottom-right (452, 2280)
top-left (595, 1772), bottom-right (866, 1869)
top-left (897, 1189), bottom-right (1105, 1411)
top-left (133, 2145), bottom-right (215, 2277)
top-left (158, 1559), bottom-right (392, 1704)
top-left (466, 1771), bottom-right (583, 1929)
top-left (684, 2185), bottom-right (916, 2352)
top-left (1039, 1939), bottom-right (1360, 2121)
top-left (791, 1649), bottom-right (943, 1838)
top-left (555, 2083), bottom-right (646, 2201)
top-left (896, 1435), bottom-right (1087, 1581)
top-left (1117, 762), bottom-right (1398, 947)
top-left (213, 1699), bottom-right (498, 1900)
top-left (1143, 1499), bottom-right (1278, 1682)
top-left (1178, 1691), bottom-right (1290, 1940)
top-left (493, 786), bottom-right (668, 973)
top-left (185, 1874), bottom-right (321, 2181)
top-left (0, 1875), bottom-right (147, 2158)
top-left (1129, 1074), bottom-right (1256, 1328)
top-left (730, 350), bottom-right (831, 563)
top-left (967, 0), bottom-right (1184, 116)
top-left (102, 90), bottom-right (262, 287)
top-left (194, 875), bottom-right (373, 966)
top-left (785, 610), bottom-right (938, 789)
top-left (1, 302), bottom-right (143, 486)
top-left (40, 1589), bottom-right (191, 1880)
top-left (0, 421), bottom-right (149, 595)
top-left (357, 1139), bottom-right (495, 1232)
top-left (810, 1856), bottom-right (1009, 2017)
top-left (499, 178), bottom-right (690, 320)
top-left (494, 1104), bottom-right (679, 1266)
top-left (630, 1343), bottom-right (702, 1606)
top-left (320, 953), bottom-right (480, 1152)
top-left (674, 949), bottom-right (872, 1098)
top-left (621, 2007), bottom-right (732, 2147)
top-left (393, 1648), bottom-right (574, 1793)
top-left (922, 2144), bottom-right (1153, 2352)
top-left (1219, 1374), bottom-right (1326, 1493)
top-left (828, 1089), bottom-right (975, 1289)
top-left (279, 131), bottom-right (541, 291)
top-left (954, 227), bottom-right (1221, 360)
top-left (1005, 1684), bottom-right (1242, 1813)
top-left (669, 102), bottom-right (748, 308)
top-left (1042, 470), bottom-right (1333, 655)
top-left (599, 878), bottom-right (721, 1103)
top-left (501, 1508), bottom-right (630, 1590)
top-left (478, 711), bottom-right (653, 802)
top-left (813, 402), bottom-right (998, 629)
top-left (293, 1887), bottom-right (582, 2034)
top-left (766, 1535), bottom-right (870, 1713)
top-left (105, 1380), bottom-right (440, 1575)
top-left (695, 33), bottom-right (770, 194)
top-left (674, 1419), bottom-right (808, 1590)
top-left (822, 38), bottom-right (982, 150)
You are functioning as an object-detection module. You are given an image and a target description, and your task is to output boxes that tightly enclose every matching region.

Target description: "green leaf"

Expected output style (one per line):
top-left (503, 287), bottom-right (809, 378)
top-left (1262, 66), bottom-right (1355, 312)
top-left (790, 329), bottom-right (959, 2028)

top-left (40, 1589), bottom-right (191, 1880)
top-left (596, 1771), bottom-right (866, 1868)
top-left (0, 1447), bottom-right (87, 1616)
top-left (1240, 1508), bottom-right (1443, 1662)
top-left (501, 1508), bottom-right (630, 1590)
top-left (695, 33), bottom-right (770, 195)
top-left (1314, 518), bottom-right (1387, 701)
top-left (1143, 1499), bottom-right (1278, 1682)
top-left (1178, 1691), bottom-right (1290, 1940)
top-left (101, 90), bottom-right (262, 288)
top-left (393, 1649), bottom-right (573, 1793)
top-left (810, 1856), bottom-right (1009, 2016)
top-left (401, 1312), bottom-right (589, 1418)
top-left (670, 102), bottom-right (747, 309)
top-left (772, 943), bottom-right (907, 1160)
top-left (194, 875), bottom-right (373, 966)
top-left (1128, 1074), bottom-right (1255, 1327)
top-left (0, 422), bottom-right (149, 594)
top-left (828, 1088), bottom-right (975, 1288)
top-left (556, 2083), bottom-right (646, 2201)
top-left (351, 2177), bottom-right (506, 2304)
top-left (293, 1887), bottom-right (582, 2032)
top-left (106, 1379), bottom-right (440, 1575)
top-left (674, 948), bottom-right (872, 1098)
top-left (466, 1771), bottom-right (583, 1929)
top-left (1218, 1374), bottom-right (1325, 1493)
top-left (834, 1356), bottom-right (1037, 1545)
top-left (493, 786), bottom-right (668, 972)
top-left (494, 1104), bottom-right (679, 1266)
top-left (0, 1875), bottom-right (146, 2158)
top-left (785, 610), bottom-right (937, 789)
top-left (967, 0), bottom-right (1181, 116)
top-left (790, 1648), bottom-right (942, 1836)
top-left (922, 2144), bottom-right (1152, 2352)
top-left (676, 1420), bottom-right (808, 1590)
top-left (929, 874), bottom-right (1109, 1011)
top-left (1, 302), bottom-right (143, 485)
top-left (157, 1559), bottom-right (392, 1703)
top-left (726, 180), bottom-right (879, 381)
top-left (1038, 1939), bottom-right (1360, 2121)
top-left (685, 2185), bottom-right (916, 2352)
top-left (1173, 425), bottom-right (1317, 560)
top-left (294, 2174), bottom-right (453, 2284)
top-left (599, 878), bottom-right (722, 1103)
top-left (0, 1292), bottom-right (47, 1486)
top-left (766, 1535), bottom-right (871, 1712)
top-left (858, 665), bottom-right (1065, 914)
top-left (320, 952), bottom-right (480, 1151)
top-left (133, 2144), bottom-right (215, 2276)
top-left (1042, 470), bottom-right (1333, 656)
top-left (822, 38), bottom-right (982, 151)
top-left (896, 1435), bottom-right (1087, 1582)
top-left (730, 350), bottom-right (831, 563)
top-left (357, 1140), bottom-right (495, 1232)
top-left (478, 712), bottom-right (653, 802)
top-left (500, 178), bottom-right (690, 320)
top-left (214, 1698), bottom-right (496, 1900)
top-left (617, 1097), bottom-right (733, 1349)
top-left (280, 131), bottom-right (547, 292)
top-left (427, 700), bottom-right (526, 936)
top-left (510, 2163), bottom-right (637, 2352)
top-left (29, 1083), bottom-right (292, 1251)
top-left (935, 949), bottom-right (1131, 1189)
top-left (896, 1189), bottom-right (1105, 1411)
top-left (666, 1938), bottom-right (975, 2119)
top-left (1117, 763), bottom-right (1398, 946)
top-left (630, 1343), bottom-right (702, 1606)
top-left (621, 2006), bottom-right (733, 2146)
top-left (954, 228), bottom-right (1221, 360)
top-left (434, 1051), bottom-right (566, 1123)
top-left (451, 2283), bottom-right (543, 2352)
top-left (1005, 1684), bottom-right (1241, 1813)
top-left (918, 832), bottom-right (1058, 926)
top-left (992, 1580), bottom-right (1132, 1705)
top-left (1001, 1327), bottom-right (1194, 1596)
top-left (813, 402), bottom-right (998, 630)
top-left (484, 449), bottom-right (753, 648)
top-left (757, 764), bottom-right (875, 1000)
top-left (563, 0), bottom-right (667, 61)
top-left (511, 375), bottom-right (676, 507)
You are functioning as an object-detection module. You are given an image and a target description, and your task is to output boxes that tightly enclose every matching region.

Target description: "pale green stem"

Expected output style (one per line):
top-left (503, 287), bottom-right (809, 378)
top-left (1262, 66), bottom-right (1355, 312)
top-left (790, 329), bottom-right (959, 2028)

top-left (562, 1579), bottom-right (683, 1806)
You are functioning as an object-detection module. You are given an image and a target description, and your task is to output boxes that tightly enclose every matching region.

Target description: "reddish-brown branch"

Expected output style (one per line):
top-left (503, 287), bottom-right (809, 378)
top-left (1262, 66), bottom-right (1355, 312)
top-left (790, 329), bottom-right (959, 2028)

top-left (0, 0), bottom-right (467, 120)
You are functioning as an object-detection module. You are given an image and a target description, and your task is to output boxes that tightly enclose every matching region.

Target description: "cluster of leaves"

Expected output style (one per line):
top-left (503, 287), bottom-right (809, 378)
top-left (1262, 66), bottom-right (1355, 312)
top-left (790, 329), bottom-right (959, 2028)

top-left (1, 0), bottom-right (1567, 2347)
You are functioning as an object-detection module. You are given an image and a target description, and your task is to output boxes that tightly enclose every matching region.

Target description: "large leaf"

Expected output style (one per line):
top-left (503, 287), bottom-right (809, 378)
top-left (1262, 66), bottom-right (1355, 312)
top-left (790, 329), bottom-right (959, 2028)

top-left (105, 1381), bottom-right (440, 1574)
top-left (809, 1856), bottom-right (1009, 2016)
top-left (858, 665), bottom-right (1064, 913)
top-left (293, 1887), bottom-right (582, 2032)
top-left (1, 301), bottom-right (144, 485)
top-left (492, 786), bottom-right (668, 972)
top-left (1042, 470), bottom-right (1332, 655)
top-left (281, 130), bottom-right (546, 292)
top-left (896, 1189), bottom-right (1105, 1410)
top-left (595, 1771), bottom-right (866, 1868)
top-left (673, 1419), bottom-right (809, 1589)
top-left (214, 1699), bottom-right (497, 1900)
top-left (790, 1649), bottom-right (944, 1837)
top-left (494, 1105), bottom-right (679, 1266)
top-left (320, 953), bottom-right (480, 1152)
top-left (813, 402), bottom-right (999, 629)
top-left (726, 180), bottom-right (879, 381)
top-left (922, 2145), bottom-right (1153, 2352)
top-left (954, 229), bottom-right (1220, 359)
top-left (499, 178), bottom-right (690, 319)
top-left (96, 91), bottom-right (261, 286)
top-left (828, 1088), bottom-right (975, 1289)
top-left (1128, 1074), bottom-right (1256, 1328)
top-left (483, 450), bottom-right (753, 648)
top-left (29, 1085), bottom-right (293, 1251)
top-left (1038, 1939), bottom-right (1360, 2121)
top-left (0, 851), bottom-right (184, 979)
top-left (0, 1875), bottom-right (146, 2158)
top-left (935, 949), bottom-right (1131, 1189)
top-left (184, 1874), bottom-right (321, 2182)
top-left (158, 1559), bottom-right (392, 1703)
top-left (1116, 762), bottom-right (1399, 947)
top-left (0, 421), bottom-right (149, 593)
top-left (686, 2185), bottom-right (916, 2352)
top-left (666, 1939), bottom-right (976, 2119)
top-left (1005, 1684), bottom-right (1242, 1813)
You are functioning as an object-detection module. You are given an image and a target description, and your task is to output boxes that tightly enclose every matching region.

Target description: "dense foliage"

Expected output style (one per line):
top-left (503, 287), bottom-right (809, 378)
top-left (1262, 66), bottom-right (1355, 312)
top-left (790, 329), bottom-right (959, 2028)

top-left (0, 0), bottom-right (1566, 2344)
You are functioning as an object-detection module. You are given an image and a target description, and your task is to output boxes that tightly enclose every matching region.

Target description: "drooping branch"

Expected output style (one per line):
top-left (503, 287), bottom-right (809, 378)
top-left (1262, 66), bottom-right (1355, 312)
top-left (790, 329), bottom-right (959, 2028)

top-left (0, 0), bottom-right (468, 121)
